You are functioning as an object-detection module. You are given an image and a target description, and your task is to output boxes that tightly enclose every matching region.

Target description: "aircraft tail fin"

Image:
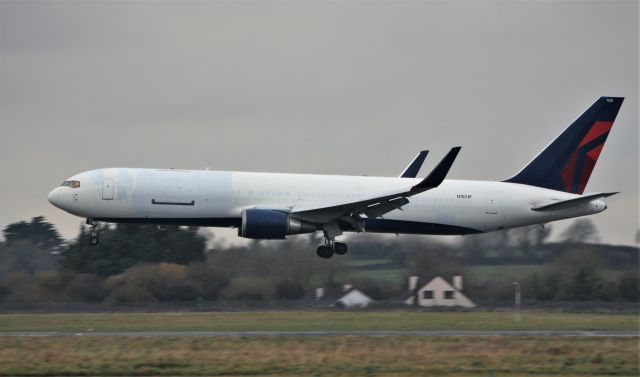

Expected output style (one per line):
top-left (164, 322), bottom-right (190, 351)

top-left (505, 97), bottom-right (623, 194)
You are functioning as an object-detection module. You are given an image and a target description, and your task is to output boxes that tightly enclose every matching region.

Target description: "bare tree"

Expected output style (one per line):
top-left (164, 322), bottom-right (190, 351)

top-left (560, 219), bottom-right (600, 244)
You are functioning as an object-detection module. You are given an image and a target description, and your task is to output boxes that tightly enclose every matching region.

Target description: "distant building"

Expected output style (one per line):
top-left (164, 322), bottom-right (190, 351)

top-left (405, 276), bottom-right (475, 308)
top-left (335, 289), bottom-right (373, 308)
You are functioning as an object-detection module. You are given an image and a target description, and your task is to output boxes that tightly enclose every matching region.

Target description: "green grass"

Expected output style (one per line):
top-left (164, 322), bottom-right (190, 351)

top-left (0, 336), bottom-right (637, 376)
top-left (341, 257), bottom-right (406, 282)
top-left (466, 265), bottom-right (625, 283)
top-left (344, 258), bottom-right (393, 267)
top-left (347, 268), bottom-right (407, 282)
top-left (467, 265), bottom-right (548, 282)
top-left (0, 311), bottom-right (637, 332)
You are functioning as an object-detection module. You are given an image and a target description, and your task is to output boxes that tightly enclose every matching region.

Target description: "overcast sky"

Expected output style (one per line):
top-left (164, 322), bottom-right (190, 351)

top-left (1, 0), bottom-right (638, 245)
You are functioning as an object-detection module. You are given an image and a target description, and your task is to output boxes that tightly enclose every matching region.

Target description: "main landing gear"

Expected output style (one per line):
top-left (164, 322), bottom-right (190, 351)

top-left (87, 218), bottom-right (99, 245)
top-left (316, 238), bottom-right (348, 259)
top-left (316, 222), bottom-right (348, 259)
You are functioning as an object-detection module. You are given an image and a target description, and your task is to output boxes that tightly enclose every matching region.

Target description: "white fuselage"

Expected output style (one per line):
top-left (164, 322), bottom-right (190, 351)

top-left (47, 168), bottom-right (606, 236)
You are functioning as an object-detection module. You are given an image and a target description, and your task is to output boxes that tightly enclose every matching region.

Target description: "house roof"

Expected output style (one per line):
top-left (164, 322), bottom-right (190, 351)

top-left (335, 289), bottom-right (373, 304)
top-left (418, 276), bottom-right (459, 292)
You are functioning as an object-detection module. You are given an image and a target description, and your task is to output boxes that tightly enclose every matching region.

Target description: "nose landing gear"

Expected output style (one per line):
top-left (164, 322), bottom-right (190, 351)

top-left (86, 218), bottom-right (99, 245)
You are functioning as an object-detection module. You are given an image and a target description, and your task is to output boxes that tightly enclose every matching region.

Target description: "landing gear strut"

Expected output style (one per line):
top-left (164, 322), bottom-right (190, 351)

top-left (87, 218), bottom-right (99, 245)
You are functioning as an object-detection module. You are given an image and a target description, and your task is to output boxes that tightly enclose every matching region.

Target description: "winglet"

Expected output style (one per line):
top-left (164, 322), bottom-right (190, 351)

top-left (414, 147), bottom-right (461, 189)
top-left (399, 150), bottom-right (429, 178)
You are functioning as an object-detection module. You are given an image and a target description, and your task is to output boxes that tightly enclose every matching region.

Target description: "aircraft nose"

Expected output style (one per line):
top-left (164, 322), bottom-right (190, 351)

top-left (48, 188), bottom-right (61, 208)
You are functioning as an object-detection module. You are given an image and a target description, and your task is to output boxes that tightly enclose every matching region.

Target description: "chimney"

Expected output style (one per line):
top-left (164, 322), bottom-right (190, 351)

top-left (408, 276), bottom-right (419, 292)
top-left (453, 276), bottom-right (463, 291)
top-left (343, 284), bottom-right (352, 292)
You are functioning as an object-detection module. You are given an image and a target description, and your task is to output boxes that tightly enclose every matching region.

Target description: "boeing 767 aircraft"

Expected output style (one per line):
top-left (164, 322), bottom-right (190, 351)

top-left (48, 97), bottom-right (623, 258)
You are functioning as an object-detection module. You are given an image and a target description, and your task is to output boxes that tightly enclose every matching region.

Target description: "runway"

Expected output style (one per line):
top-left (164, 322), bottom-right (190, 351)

top-left (1, 330), bottom-right (637, 337)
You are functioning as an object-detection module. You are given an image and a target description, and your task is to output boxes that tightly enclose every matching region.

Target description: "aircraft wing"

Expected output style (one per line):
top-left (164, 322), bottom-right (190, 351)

top-left (291, 147), bottom-right (461, 225)
top-left (399, 150), bottom-right (428, 178)
top-left (531, 192), bottom-right (618, 211)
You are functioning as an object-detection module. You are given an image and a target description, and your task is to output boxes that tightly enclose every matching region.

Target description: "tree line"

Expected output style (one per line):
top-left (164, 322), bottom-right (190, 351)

top-left (0, 216), bottom-right (637, 304)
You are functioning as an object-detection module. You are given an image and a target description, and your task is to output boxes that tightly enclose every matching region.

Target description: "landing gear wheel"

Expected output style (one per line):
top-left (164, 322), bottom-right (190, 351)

top-left (89, 236), bottom-right (99, 245)
top-left (316, 245), bottom-right (334, 259)
top-left (334, 242), bottom-right (348, 255)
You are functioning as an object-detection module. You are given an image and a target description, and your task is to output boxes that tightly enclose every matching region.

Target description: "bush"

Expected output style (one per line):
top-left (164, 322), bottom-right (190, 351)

top-left (35, 271), bottom-right (74, 299)
top-left (221, 277), bottom-right (274, 301)
top-left (347, 277), bottom-right (398, 300)
top-left (568, 266), bottom-right (602, 301)
top-left (105, 263), bottom-right (199, 302)
top-left (185, 262), bottom-right (230, 300)
top-left (1, 272), bottom-right (41, 302)
top-left (106, 279), bottom-right (156, 302)
top-left (275, 280), bottom-right (306, 300)
top-left (65, 273), bottom-right (107, 302)
top-left (527, 273), bottom-right (559, 301)
top-left (596, 281), bottom-right (619, 302)
top-left (619, 271), bottom-right (639, 301)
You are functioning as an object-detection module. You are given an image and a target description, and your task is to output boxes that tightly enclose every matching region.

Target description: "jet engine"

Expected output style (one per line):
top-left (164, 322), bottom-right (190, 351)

top-left (239, 208), bottom-right (317, 239)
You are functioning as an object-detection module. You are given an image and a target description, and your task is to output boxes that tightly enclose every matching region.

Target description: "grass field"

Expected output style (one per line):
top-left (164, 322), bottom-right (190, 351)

top-left (0, 336), bottom-right (637, 376)
top-left (347, 268), bottom-right (407, 282)
top-left (341, 258), bottom-right (406, 283)
top-left (0, 311), bottom-right (637, 332)
top-left (466, 265), bottom-right (548, 282)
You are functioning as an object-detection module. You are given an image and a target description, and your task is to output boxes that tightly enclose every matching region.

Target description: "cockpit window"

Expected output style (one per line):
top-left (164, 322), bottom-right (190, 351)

top-left (61, 180), bottom-right (80, 188)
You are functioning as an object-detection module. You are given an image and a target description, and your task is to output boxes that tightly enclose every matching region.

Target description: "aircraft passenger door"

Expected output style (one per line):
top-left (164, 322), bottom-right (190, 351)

top-left (485, 198), bottom-right (498, 215)
top-left (102, 179), bottom-right (114, 200)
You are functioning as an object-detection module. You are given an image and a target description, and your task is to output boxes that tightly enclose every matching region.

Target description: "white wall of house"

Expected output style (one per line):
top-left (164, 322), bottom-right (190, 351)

top-left (406, 276), bottom-right (475, 308)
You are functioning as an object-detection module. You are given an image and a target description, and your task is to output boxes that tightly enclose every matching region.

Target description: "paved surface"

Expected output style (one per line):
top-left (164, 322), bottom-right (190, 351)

top-left (0, 330), bottom-right (637, 337)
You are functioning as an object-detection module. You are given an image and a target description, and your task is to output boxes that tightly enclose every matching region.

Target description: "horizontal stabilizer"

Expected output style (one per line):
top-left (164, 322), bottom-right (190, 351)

top-left (531, 192), bottom-right (618, 211)
top-left (400, 150), bottom-right (428, 178)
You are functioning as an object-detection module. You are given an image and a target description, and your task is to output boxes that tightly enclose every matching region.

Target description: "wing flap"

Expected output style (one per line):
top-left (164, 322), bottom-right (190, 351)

top-left (363, 197), bottom-right (410, 218)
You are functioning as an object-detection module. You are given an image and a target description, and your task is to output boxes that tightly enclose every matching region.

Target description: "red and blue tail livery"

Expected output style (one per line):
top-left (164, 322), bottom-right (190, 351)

top-left (506, 97), bottom-right (623, 194)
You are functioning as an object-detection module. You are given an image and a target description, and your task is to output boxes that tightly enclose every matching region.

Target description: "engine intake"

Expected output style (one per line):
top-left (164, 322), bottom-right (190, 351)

top-left (239, 208), bottom-right (317, 239)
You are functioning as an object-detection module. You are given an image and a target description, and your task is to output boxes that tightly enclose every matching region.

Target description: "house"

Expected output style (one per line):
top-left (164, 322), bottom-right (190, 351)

top-left (334, 289), bottom-right (373, 308)
top-left (405, 276), bottom-right (475, 308)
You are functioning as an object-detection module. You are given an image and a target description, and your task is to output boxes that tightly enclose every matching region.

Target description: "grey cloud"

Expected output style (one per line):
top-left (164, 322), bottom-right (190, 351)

top-left (0, 1), bottom-right (637, 244)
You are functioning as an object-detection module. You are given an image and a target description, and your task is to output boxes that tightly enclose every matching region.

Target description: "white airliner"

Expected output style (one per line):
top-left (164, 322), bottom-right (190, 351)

top-left (49, 97), bottom-right (623, 258)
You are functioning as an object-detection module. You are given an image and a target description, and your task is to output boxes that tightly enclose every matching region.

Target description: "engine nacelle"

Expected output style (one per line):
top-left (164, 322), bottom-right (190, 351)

top-left (239, 208), bottom-right (317, 239)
